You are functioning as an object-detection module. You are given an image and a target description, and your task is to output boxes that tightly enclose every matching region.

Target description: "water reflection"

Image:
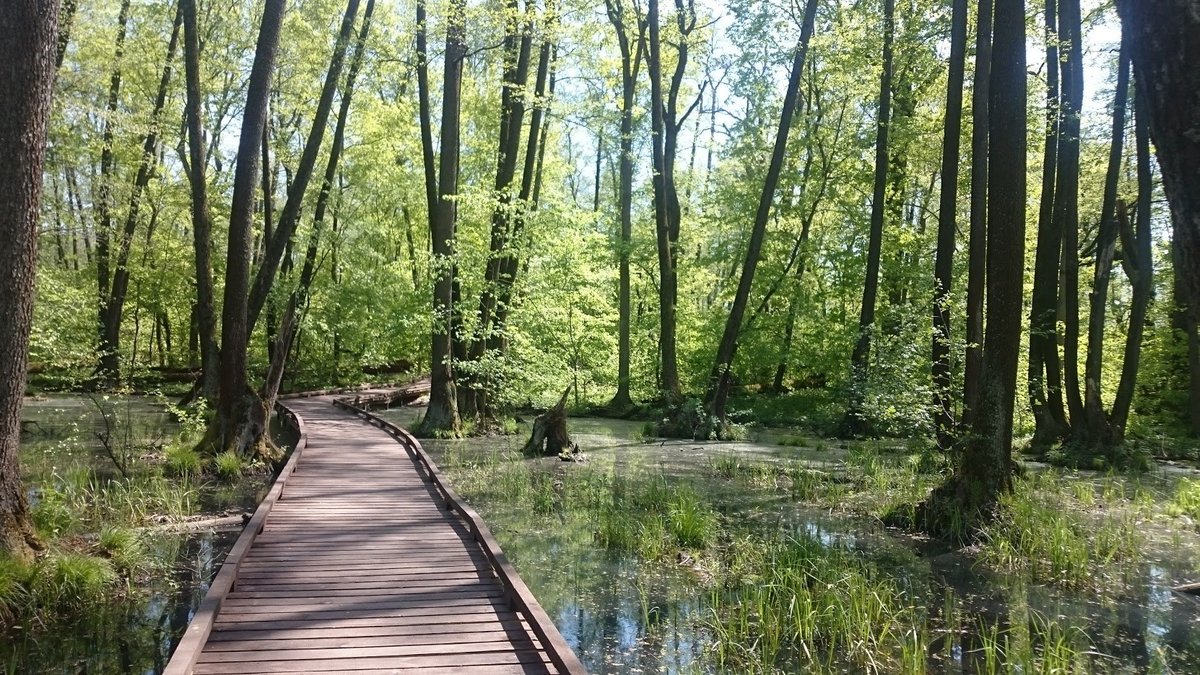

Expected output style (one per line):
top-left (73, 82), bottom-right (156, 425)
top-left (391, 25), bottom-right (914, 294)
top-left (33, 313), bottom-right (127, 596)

top-left (382, 407), bottom-right (1200, 673)
top-left (1, 529), bottom-right (237, 673)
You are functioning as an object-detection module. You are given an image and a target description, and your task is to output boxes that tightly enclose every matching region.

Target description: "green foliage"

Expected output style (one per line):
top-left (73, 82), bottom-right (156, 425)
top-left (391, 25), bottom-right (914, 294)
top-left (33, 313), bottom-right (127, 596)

top-left (709, 535), bottom-right (922, 672)
top-left (97, 527), bottom-right (151, 577)
top-left (28, 552), bottom-right (117, 612)
top-left (213, 451), bottom-right (243, 479)
top-left (163, 443), bottom-right (202, 477)
top-left (1168, 478), bottom-right (1200, 521)
top-left (979, 473), bottom-right (1142, 589)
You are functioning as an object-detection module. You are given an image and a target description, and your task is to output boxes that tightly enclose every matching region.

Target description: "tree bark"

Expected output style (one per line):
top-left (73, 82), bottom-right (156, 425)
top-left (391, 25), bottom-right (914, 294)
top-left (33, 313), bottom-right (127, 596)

top-left (462, 0), bottom-right (535, 420)
top-left (245, 0), bottom-right (362, 337)
top-left (922, 0), bottom-right (1026, 537)
top-left (182, 0), bottom-right (220, 402)
top-left (931, 0), bottom-right (969, 447)
top-left (0, 0), bottom-right (57, 561)
top-left (93, 0), bottom-right (131, 387)
top-left (705, 0), bottom-right (818, 427)
top-left (1079, 41), bottom-right (1131, 449)
top-left (494, 20), bottom-right (558, 351)
top-left (604, 0), bottom-right (645, 411)
top-left (843, 0), bottom-right (896, 436)
top-left (962, 0), bottom-right (992, 429)
top-left (647, 0), bottom-right (697, 400)
top-left (1114, 0), bottom-right (1200, 436)
top-left (416, 0), bottom-right (438, 223)
top-left (97, 5), bottom-right (183, 386)
top-left (420, 0), bottom-right (468, 437)
top-left (214, 0), bottom-right (286, 454)
top-left (1056, 0), bottom-right (1085, 426)
top-left (1027, 0), bottom-right (1068, 447)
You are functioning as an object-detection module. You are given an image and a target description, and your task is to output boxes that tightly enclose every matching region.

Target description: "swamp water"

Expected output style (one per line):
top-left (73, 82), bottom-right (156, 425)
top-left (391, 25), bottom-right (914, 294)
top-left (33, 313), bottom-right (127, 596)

top-left (380, 407), bottom-right (1200, 674)
top-left (4, 396), bottom-right (270, 673)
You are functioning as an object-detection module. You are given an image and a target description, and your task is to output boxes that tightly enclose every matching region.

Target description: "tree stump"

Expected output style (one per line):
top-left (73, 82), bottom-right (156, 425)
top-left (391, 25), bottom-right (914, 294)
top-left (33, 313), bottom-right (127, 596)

top-left (523, 387), bottom-right (582, 460)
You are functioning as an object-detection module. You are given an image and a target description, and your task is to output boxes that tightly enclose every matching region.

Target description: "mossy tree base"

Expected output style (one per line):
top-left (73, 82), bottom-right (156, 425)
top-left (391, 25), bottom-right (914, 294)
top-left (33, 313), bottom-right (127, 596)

top-left (0, 510), bottom-right (41, 564)
top-left (196, 392), bottom-right (283, 465)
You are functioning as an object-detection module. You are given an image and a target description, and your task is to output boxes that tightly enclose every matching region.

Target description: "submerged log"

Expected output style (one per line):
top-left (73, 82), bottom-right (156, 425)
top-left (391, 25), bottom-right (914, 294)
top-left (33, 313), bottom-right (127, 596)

top-left (523, 387), bottom-right (582, 460)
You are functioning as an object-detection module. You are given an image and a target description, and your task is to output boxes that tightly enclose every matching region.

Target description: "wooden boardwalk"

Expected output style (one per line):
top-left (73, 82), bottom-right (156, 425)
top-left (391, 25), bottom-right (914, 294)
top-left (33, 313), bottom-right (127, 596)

top-left (166, 393), bottom-right (585, 675)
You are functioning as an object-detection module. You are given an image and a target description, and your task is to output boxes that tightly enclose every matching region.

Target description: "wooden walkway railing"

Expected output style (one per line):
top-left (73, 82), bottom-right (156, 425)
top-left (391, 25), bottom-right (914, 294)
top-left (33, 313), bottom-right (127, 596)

top-left (165, 390), bottom-right (586, 675)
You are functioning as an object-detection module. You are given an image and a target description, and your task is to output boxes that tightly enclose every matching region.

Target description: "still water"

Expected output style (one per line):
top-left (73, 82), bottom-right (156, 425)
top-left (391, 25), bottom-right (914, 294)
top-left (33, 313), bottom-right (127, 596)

top-left (381, 407), bottom-right (1200, 673)
top-left (4, 396), bottom-right (269, 674)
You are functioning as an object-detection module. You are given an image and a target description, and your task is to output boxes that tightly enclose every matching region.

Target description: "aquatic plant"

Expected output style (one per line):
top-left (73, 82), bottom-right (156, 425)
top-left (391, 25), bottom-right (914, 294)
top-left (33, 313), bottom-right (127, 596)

top-left (708, 534), bottom-right (922, 673)
top-left (1168, 478), bottom-right (1200, 521)
top-left (163, 443), bottom-right (202, 477)
top-left (979, 473), bottom-right (1141, 589)
top-left (98, 527), bottom-right (151, 577)
top-left (213, 451), bottom-right (243, 479)
top-left (28, 552), bottom-right (116, 611)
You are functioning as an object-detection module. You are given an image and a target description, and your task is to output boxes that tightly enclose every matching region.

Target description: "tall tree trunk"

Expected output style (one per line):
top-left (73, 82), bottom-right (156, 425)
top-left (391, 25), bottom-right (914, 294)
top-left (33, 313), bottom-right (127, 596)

top-left (420, 0), bottom-right (468, 437)
top-left (647, 0), bottom-right (696, 400)
top-left (55, 0), bottom-right (76, 69)
top-left (921, 0), bottom-right (1026, 536)
top-left (1109, 96), bottom-right (1153, 436)
top-left (843, 0), bottom-right (896, 436)
top-left (213, 0), bottom-right (286, 454)
top-left (462, 0), bottom-right (535, 420)
top-left (1079, 41), bottom-right (1131, 449)
top-left (1056, 0), bottom-right (1085, 425)
top-left (98, 4), bottom-right (183, 386)
top-left (416, 0), bottom-right (438, 223)
top-left (1027, 0), bottom-right (1068, 448)
top-left (93, 0), bottom-right (131, 387)
top-left (266, 0), bottom-right (376, 411)
top-left (931, 0), bottom-right (968, 447)
top-left (182, 0), bottom-right (220, 402)
top-left (0, 0), bottom-right (57, 561)
top-left (962, 0), bottom-right (992, 429)
top-left (245, 0), bottom-right (361, 336)
top-left (604, 0), bottom-right (645, 410)
top-left (494, 21), bottom-right (558, 352)
top-left (705, 0), bottom-right (818, 428)
top-left (1114, 0), bottom-right (1200, 436)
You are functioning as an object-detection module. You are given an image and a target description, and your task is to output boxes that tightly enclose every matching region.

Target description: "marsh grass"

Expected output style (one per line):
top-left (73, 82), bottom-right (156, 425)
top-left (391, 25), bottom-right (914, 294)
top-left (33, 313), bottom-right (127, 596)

top-left (1168, 478), bottom-right (1200, 521)
top-left (708, 534), bottom-right (924, 673)
top-left (213, 451), bottom-right (243, 479)
top-left (979, 472), bottom-right (1142, 590)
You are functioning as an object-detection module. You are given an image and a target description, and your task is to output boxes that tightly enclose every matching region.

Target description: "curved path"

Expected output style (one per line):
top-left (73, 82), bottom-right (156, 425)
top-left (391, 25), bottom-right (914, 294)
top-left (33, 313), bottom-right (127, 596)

top-left (166, 393), bottom-right (584, 674)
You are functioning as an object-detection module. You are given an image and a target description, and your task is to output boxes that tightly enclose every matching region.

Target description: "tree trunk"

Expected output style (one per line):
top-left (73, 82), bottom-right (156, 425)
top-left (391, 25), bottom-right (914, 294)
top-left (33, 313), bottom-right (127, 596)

top-left (647, 0), bottom-right (696, 400)
top-left (1078, 41), bottom-right (1131, 450)
top-left (93, 0), bottom-right (131, 387)
top-left (931, 0), bottom-right (968, 447)
top-left (0, 0), bottom-right (57, 561)
top-left (494, 20), bottom-right (558, 351)
top-left (245, 0), bottom-right (361, 336)
top-left (843, 0), bottom-right (896, 436)
top-left (98, 5), bottom-right (183, 387)
top-left (705, 0), bottom-right (818, 427)
top-left (416, 0), bottom-right (438, 223)
top-left (921, 0), bottom-right (1026, 537)
top-left (182, 0), bottom-right (220, 402)
top-left (420, 0), bottom-right (468, 437)
top-left (1057, 0), bottom-right (1085, 426)
top-left (604, 0), bottom-right (645, 411)
top-left (1027, 0), bottom-right (1067, 448)
top-left (523, 387), bottom-right (579, 458)
top-left (462, 0), bottom-right (535, 420)
top-left (962, 0), bottom-right (992, 429)
top-left (213, 0), bottom-right (286, 454)
top-left (1114, 0), bottom-right (1200, 437)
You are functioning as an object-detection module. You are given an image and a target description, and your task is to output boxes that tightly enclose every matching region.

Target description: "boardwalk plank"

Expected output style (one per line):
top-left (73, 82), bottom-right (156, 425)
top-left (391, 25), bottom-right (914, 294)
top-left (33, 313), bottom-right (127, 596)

top-left (167, 395), bottom-right (580, 675)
